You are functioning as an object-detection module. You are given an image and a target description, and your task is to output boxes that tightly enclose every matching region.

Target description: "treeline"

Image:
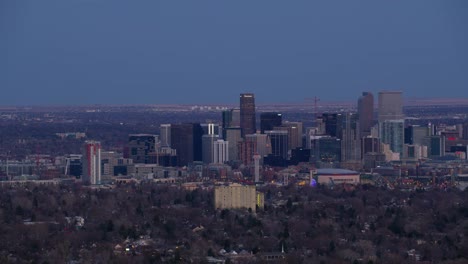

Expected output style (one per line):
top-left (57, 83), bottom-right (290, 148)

top-left (0, 183), bottom-right (467, 263)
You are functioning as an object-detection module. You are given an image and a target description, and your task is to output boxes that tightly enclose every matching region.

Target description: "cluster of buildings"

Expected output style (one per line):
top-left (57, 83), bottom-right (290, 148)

top-left (2, 92), bottom-right (468, 191)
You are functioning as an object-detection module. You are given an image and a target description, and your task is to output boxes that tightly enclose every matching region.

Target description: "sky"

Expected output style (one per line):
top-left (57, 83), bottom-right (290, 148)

top-left (1, 0), bottom-right (467, 105)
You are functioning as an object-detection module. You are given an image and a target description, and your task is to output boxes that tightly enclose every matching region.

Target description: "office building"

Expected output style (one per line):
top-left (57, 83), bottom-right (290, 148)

top-left (265, 130), bottom-right (289, 160)
top-left (425, 135), bottom-right (445, 158)
top-left (361, 136), bottom-right (381, 157)
top-left (238, 139), bottom-right (257, 166)
top-left (222, 108), bottom-right (240, 130)
top-left (358, 92), bottom-right (374, 136)
top-left (378, 91), bottom-right (403, 122)
top-left (82, 141), bottom-right (101, 185)
top-left (322, 113), bottom-right (341, 138)
top-left (213, 140), bottom-right (229, 164)
top-left (276, 121), bottom-right (303, 150)
top-left (245, 134), bottom-right (271, 158)
top-left (224, 127), bottom-right (242, 161)
top-left (340, 113), bottom-right (360, 162)
top-left (128, 134), bottom-right (159, 164)
top-left (171, 123), bottom-right (204, 166)
top-left (310, 136), bottom-right (341, 164)
top-left (159, 124), bottom-right (171, 147)
top-left (201, 123), bottom-right (221, 137)
top-left (379, 120), bottom-right (405, 155)
top-left (403, 144), bottom-right (424, 160)
top-left (202, 134), bottom-right (219, 164)
top-left (240, 93), bottom-right (256, 137)
top-left (405, 125), bottom-right (430, 145)
top-left (260, 112), bottom-right (282, 133)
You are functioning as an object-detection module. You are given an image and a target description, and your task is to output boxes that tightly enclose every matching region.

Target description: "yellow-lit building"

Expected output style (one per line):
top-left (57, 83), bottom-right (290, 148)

top-left (214, 184), bottom-right (257, 212)
top-left (256, 192), bottom-right (264, 211)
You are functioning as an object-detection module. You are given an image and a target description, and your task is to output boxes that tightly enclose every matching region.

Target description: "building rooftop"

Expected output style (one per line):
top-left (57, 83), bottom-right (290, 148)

top-left (315, 168), bottom-right (358, 175)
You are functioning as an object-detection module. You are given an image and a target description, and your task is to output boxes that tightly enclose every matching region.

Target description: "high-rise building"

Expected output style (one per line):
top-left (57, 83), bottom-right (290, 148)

top-left (310, 136), bottom-right (341, 164)
top-left (202, 134), bottom-right (219, 164)
top-left (361, 136), bottom-right (381, 157)
top-left (321, 113), bottom-right (341, 138)
top-left (238, 139), bottom-right (257, 166)
top-left (358, 92), bottom-right (374, 136)
top-left (222, 108), bottom-right (240, 130)
top-left (378, 91), bottom-right (403, 122)
top-left (128, 134), bottom-right (159, 164)
top-left (245, 134), bottom-right (271, 158)
top-left (265, 130), bottom-right (289, 160)
top-left (379, 120), bottom-right (405, 155)
top-left (340, 113), bottom-right (361, 162)
top-left (240, 93), bottom-right (256, 137)
top-left (82, 141), bottom-right (101, 185)
top-left (224, 127), bottom-right (242, 161)
top-left (276, 121), bottom-right (303, 150)
top-left (213, 139), bottom-right (229, 164)
top-left (378, 91), bottom-right (404, 156)
top-left (405, 125), bottom-right (430, 145)
top-left (201, 123), bottom-right (221, 137)
top-left (260, 112), bottom-right (282, 134)
top-left (159, 124), bottom-right (171, 148)
top-left (171, 123), bottom-right (204, 166)
top-left (425, 135), bottom-right (445, 158)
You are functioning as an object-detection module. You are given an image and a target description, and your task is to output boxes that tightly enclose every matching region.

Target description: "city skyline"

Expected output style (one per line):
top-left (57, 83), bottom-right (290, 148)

top-left (2, 1), bottom-right (467, 105)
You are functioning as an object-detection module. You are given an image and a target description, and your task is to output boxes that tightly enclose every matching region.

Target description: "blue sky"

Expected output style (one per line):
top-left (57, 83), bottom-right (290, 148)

top-left (1, 0), bottom-right (467, 105)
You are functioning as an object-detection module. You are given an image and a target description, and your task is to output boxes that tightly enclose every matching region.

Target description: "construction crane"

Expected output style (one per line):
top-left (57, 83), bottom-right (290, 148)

top-left (305, 96), bottom-right (320, 117)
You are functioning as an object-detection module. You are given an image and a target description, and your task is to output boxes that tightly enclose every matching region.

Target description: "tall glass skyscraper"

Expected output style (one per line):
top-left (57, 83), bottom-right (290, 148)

top-left (378, 91), bottom-right (404, 156)
top-left (379, 120), bottom-right (405, 155)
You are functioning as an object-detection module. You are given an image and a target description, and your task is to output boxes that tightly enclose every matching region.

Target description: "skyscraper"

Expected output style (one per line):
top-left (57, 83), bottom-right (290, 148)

top-left (213, 139), bottom-right (229, 164)
top-left (358, 92), bottom-right (374, 136)
top-left (82, 141), bottom-right (101, 185)
top-left (378, 91), bottom-right (404, 156)
top-left (202, 134), bottom-right (219, 164)
top-left (159, 124), bottom-right (171, 148)
top-left (171, 123), bottom-right (203, 166)
top-left (340, 113), bottom-right (361, 162)
top-left (379, 120), bottom-right (405, 156)
top-left (276, 121), bottom-right (303, 150)
top-left (201, 123), bottom-right (221, 137)
top-left (321, 113), bottom-right (340, 138)
top-left (222, 108), bottom-right (240, 130)
top-left (224, 127), bottom-right (242, 162)
top-left (260, 112), bottom-right (282, 133)
top-left (378, 91), bottom-right (403, 122)
top-left (238, 139), bottom-right (257, 166)
top-left (265, 130), bottom-right (289, 160)
top-left (245, 134), bottom-right (271, 158)
top-left (240, 93), bottom-right (256, 137)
